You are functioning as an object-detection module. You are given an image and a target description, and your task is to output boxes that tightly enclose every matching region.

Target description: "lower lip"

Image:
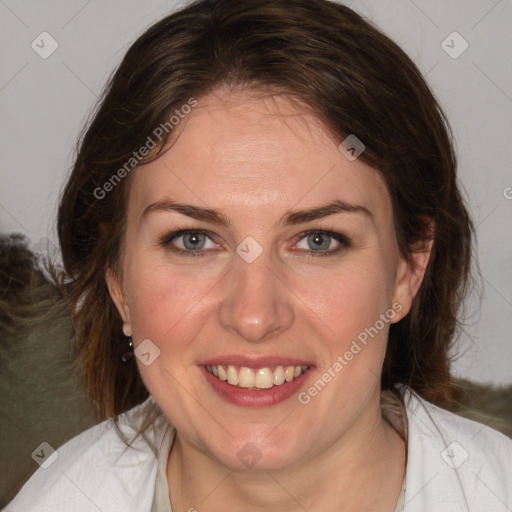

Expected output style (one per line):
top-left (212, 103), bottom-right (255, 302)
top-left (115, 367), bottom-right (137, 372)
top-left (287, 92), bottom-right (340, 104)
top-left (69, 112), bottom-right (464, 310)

top-left (200, 366), bottom-right (314, 407)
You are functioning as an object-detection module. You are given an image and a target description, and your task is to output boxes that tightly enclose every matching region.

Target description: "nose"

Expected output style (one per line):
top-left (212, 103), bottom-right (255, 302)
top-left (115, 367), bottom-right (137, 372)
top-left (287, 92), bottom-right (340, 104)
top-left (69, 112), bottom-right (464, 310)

top-left (217, 248), bottom-right (294, 344)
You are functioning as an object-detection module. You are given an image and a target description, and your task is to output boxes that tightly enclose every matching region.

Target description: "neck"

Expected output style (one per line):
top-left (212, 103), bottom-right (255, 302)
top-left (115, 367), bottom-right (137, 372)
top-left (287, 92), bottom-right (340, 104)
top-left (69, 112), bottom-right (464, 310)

top-left (167, 389), bottom-right (406, 511)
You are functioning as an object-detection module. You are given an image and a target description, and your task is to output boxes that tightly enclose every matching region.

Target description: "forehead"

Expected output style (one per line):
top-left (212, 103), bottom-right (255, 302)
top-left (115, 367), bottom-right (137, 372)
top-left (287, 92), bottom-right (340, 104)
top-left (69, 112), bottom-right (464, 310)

top-left (127, 89), bottom-right (390, 224)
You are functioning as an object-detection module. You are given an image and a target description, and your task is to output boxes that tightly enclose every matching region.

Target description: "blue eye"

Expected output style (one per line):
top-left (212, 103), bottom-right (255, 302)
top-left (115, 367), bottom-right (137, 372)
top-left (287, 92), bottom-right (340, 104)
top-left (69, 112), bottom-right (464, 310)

top-left (160, 230), bottom-right (218, 255)
top-left (159, 229), bottom-right (350, 257)
top-left (295, 230), bottom-right (350, 256)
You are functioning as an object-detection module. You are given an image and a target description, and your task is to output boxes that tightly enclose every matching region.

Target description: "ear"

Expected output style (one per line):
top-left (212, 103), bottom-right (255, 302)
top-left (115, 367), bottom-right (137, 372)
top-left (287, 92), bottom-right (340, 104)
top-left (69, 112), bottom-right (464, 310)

top-left (391, 218), bottom-right (434, 323)
top-left (105, 267), bottom-right (132, 331)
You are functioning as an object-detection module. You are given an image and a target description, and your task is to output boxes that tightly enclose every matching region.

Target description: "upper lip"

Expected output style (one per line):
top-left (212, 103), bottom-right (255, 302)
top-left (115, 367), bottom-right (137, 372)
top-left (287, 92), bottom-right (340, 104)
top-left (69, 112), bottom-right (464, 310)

top-left (200, 354), bottom-right (314, 368)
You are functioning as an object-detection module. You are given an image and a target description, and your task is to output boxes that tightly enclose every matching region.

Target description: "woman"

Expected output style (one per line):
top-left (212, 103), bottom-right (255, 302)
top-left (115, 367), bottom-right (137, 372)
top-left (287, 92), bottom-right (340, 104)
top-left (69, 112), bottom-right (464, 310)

top-left (6, 0), bottom-right (512, 510)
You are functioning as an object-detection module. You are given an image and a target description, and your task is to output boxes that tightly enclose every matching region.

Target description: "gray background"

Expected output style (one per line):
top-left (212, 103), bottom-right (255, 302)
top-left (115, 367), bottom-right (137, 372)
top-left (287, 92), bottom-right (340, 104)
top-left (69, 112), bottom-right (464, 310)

top-left (1, 0), bottom-right (511, 384)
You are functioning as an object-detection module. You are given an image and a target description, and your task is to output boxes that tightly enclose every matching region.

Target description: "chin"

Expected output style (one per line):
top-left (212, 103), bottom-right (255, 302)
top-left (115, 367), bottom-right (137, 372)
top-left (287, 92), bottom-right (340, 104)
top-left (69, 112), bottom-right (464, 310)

top-left (196, 424), bottom-right (309, 472)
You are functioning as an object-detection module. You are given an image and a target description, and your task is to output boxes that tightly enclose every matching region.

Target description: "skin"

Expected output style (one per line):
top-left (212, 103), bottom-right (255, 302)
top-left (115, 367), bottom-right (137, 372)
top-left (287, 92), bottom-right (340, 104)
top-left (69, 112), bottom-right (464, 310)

top-left (107, 87), bottom-right (432, 511)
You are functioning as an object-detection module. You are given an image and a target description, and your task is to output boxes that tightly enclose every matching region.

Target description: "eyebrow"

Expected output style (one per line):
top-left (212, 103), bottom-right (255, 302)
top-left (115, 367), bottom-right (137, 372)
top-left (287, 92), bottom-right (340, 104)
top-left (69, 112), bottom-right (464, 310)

top-left (140, 199), bottom-right (373, 227)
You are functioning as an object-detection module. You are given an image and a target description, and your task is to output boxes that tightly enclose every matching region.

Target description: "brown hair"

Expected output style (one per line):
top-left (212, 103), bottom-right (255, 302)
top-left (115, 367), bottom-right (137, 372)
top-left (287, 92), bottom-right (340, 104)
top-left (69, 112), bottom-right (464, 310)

top-left (56, 0), bottom-right (476, 424)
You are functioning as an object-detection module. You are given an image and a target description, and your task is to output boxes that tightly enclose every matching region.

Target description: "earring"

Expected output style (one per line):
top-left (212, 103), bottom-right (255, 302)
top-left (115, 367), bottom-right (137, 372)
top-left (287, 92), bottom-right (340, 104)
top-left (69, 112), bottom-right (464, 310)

top-left (121, 336), bottom-right (134, 363)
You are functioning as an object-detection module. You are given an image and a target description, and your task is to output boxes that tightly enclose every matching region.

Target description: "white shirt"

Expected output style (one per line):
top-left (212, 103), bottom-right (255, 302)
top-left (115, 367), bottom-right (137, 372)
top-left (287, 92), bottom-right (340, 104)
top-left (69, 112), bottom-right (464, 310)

top-left (5, 386), bottom-right (512, 511)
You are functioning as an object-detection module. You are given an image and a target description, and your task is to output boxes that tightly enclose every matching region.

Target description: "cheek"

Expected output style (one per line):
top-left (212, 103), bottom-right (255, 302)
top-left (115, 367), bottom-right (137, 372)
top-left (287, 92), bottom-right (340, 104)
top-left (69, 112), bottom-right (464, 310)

top-left (294, 258), bottom-right (392, 337)
top-left (124, 260), bottom-right (217, 406)
top-left (291, 256), bottom-right (395, 395)
top-left (125, 258), bottom-right (219, 354)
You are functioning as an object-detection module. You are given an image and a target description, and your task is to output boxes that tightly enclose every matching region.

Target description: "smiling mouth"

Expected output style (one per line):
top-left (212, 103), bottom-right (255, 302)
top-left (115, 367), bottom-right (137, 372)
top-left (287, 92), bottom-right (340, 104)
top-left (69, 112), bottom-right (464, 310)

top-left (205, 364), bottom-right (309, 390)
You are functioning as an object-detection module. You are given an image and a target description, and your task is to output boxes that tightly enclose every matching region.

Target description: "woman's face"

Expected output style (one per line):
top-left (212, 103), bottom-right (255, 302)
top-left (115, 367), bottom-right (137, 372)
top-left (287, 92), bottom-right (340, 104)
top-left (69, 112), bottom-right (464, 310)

top-left (107, 88), bottom-right (427, 471)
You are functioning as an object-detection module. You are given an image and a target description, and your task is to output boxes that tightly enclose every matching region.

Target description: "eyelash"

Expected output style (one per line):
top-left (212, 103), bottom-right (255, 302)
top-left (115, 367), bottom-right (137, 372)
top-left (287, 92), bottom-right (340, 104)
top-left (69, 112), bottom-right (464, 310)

top-left (158, 229), bottom-right (351, 258)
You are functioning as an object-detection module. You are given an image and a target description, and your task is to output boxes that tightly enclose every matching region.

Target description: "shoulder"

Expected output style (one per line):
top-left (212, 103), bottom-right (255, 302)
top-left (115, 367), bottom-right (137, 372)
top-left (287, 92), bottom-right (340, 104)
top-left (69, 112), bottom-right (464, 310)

top-left (400, 385), bottom-right (512, 511)
top-left (5, 397), bottom-right (169, 512)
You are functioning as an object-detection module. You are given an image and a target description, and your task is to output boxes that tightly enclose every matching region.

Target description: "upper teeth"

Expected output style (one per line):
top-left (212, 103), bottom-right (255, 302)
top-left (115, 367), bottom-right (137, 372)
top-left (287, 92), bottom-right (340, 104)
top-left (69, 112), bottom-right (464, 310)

top-left (206, 364), bottom-right (308, 389)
